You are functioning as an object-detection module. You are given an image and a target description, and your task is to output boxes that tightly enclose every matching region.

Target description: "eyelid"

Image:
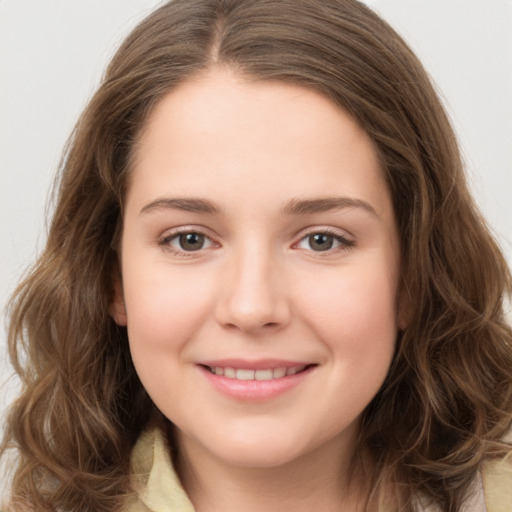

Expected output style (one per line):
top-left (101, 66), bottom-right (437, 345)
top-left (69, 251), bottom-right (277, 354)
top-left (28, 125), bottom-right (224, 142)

top-left (292, 226), bottom-right (355, 252)
top-left (158, 226), bottom-right (219, 256)
top-left (157, 225), bottom-right (354, 257)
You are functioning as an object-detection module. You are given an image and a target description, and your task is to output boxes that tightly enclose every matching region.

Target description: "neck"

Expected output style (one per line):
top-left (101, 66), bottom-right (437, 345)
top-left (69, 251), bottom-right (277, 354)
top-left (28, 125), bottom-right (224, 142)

top-left (176, 429), bottom-right (373, 512)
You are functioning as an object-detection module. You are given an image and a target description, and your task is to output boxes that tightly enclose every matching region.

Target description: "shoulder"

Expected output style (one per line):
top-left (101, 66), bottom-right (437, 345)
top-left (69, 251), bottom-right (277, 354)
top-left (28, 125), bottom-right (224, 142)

top-left (392, 453), bottom-right (512, 512)
top-left (481, 451), bottom-right (512, 512)
top-left (123, 427), bottom-right (195, 512)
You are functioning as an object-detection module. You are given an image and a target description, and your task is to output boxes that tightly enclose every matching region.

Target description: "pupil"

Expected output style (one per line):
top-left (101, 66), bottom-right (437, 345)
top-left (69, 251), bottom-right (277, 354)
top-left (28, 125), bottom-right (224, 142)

top-left (309, 233), bottom-right (333, 251)
top-left (179, 233), bottom-right (204, 251)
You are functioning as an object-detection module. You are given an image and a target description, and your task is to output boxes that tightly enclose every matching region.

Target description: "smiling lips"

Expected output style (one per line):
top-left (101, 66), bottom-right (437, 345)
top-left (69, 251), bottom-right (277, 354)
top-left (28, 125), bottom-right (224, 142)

top-left (199, 361), bottom-right (315, 401)
top-left (206, 365), bottom-right (308, 381)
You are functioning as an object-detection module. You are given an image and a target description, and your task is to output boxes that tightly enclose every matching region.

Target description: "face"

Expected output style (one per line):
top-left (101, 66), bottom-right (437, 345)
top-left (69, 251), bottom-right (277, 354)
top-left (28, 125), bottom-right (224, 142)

top-left (114, 68), bottom-right (402, 469)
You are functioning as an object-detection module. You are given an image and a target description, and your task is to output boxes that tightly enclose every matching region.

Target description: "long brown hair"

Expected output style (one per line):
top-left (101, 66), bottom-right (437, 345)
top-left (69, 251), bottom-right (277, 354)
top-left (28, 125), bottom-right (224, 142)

top-left (2, 1), bottom-right (511, 510)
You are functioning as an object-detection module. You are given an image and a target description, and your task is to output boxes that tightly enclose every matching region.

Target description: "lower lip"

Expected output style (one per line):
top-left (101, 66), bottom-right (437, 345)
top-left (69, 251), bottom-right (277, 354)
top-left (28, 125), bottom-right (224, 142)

top-left (199, 366), bottom-right (314, 401)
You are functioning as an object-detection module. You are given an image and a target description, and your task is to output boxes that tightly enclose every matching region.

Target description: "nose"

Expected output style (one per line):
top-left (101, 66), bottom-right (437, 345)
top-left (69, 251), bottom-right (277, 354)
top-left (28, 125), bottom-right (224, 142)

top-left (215, 245), bottom-right (291, 334)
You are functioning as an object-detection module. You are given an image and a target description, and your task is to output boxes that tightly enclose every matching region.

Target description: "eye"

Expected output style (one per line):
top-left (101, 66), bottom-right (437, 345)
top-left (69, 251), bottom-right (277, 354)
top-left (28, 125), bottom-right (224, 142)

top-left (296, 231), bottom-right (353, 252)
top-left (161, 231), bottom-right (215, 253)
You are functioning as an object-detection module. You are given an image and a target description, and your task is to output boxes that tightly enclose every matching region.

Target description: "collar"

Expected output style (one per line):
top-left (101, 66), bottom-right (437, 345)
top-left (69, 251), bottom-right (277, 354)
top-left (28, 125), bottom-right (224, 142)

top-left (128, 427), bottom-right (512, 512)
top-left (129, 427), bottom-right (195, 512)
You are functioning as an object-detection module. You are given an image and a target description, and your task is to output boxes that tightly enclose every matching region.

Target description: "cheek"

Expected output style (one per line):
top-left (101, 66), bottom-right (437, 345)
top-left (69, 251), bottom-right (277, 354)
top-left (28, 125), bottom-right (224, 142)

top-left (285, 258), bottom-right (399, 443)
top-left (122, 265), bottom-right (216, 414)
top-left (122, 261), bottom-right (214, 356)
top-left (297, 259), bottom-right (399, 358)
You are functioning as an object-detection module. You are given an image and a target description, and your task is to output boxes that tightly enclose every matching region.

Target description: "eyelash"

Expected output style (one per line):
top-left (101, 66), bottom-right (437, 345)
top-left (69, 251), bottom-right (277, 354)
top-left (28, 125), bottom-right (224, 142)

top-left (158, 228), bottom-right (217, 258)
top-left (158, 227), bottom-right (355, 257)
top-left (294, 228), bottom-right (355, 255)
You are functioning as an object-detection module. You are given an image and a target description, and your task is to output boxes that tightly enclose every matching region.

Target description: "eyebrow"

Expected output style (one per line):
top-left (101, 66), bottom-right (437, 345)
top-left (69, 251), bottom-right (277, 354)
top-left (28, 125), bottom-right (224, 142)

top-left (282, 197), bottom-right (379, 217)
top-left (139, 195), bottom-right (378, 218)
top-left (140, 197), bottom-right (222, 215)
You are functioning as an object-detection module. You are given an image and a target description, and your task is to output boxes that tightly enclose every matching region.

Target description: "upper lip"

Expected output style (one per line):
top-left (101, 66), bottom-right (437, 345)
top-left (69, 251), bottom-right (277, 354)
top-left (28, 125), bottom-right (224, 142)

top-left (197, 359), bottom-right (314, 370)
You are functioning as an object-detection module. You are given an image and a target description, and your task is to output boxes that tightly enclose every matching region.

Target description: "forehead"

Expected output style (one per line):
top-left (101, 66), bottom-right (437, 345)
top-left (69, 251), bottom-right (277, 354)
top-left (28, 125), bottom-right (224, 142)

top-left (127, 67), bottom-right (392, 220)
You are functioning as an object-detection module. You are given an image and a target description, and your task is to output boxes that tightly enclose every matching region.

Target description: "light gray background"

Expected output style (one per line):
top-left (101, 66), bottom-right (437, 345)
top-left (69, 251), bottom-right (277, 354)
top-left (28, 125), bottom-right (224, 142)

top-left (1, 0), bottom-right (511, 496)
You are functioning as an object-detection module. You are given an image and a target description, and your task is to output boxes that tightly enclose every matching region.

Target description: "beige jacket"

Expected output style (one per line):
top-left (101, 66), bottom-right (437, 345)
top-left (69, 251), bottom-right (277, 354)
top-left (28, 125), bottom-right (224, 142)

top-left (124, 428), bottom-right (512, 512)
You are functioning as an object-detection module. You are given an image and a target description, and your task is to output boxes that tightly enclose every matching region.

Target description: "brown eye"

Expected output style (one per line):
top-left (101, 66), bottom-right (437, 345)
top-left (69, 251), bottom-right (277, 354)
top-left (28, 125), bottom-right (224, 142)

top-left (308, 233), bottom-right (334, 251)
top-left (178, 232), bottom-right (205, 251)
top-left (296, 231), bottom-right (354, 253)
top-left (160, 230), bottom-right (216, 255)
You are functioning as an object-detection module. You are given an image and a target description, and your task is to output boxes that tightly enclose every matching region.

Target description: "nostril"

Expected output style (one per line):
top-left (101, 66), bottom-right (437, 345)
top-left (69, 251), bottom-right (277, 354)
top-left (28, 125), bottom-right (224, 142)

top-left (215, 290), bottom-right (291, 333)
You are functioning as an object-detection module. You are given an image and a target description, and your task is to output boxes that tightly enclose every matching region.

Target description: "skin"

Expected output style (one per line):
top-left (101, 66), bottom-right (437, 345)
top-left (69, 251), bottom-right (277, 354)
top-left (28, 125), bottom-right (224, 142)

top-left (113, 67), bottom-right (402, 511)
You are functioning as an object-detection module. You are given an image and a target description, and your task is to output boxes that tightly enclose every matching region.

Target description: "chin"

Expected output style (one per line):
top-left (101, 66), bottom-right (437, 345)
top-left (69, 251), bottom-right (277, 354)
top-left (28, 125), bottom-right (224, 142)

top-left (209, 440), bottom-right (307, 469)
top-left (178, 418), bottom-right (337, 470)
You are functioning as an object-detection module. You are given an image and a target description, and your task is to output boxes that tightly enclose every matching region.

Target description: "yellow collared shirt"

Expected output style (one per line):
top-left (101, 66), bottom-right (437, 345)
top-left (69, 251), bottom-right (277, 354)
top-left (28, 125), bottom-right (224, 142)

top-left (124, 428), bottom-right (512, 512)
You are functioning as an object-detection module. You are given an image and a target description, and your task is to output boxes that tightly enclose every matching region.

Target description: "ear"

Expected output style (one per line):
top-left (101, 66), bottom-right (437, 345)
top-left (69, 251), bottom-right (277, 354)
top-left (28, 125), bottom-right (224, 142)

top-left (110, 274), bottom-right (128, 326)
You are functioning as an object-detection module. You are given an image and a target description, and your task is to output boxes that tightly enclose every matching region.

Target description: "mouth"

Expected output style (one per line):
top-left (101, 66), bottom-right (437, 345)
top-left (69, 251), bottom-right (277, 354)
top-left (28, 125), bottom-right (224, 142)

top-left (197, 359), bottom-right (318, 400)
top-left (200, 364), bottom-right (314, 381)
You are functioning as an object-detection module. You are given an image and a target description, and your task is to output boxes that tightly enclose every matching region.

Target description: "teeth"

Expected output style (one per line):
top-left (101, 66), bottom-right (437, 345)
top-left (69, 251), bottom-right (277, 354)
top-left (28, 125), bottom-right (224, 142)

top-left (273, 367), bottom-right (286, 378)
top-left (209, 365), bottom-right (307, 380)
top-left (255, 369), bottom-right (273, 381)
top-left (236, 369), bottom-right (255, 380)
top-left (224, 367), bottom-right (236, 378)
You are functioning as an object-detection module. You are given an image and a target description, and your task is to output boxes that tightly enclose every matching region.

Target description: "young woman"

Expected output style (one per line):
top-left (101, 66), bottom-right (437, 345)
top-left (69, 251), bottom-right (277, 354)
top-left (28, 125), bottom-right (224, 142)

top-left (2, 1), bottom-right (511, 511)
